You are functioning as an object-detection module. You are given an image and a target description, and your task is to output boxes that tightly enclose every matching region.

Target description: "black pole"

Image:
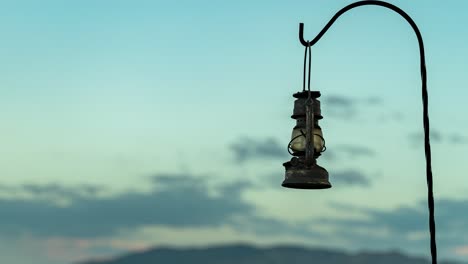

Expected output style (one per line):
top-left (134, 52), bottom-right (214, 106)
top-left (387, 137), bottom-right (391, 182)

top-left (298, 1), bottom-right (437, 263)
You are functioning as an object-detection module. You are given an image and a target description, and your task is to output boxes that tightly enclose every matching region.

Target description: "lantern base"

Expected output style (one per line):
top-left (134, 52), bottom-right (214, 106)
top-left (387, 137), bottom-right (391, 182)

top-left (282, 158), bottom-right (331, 189)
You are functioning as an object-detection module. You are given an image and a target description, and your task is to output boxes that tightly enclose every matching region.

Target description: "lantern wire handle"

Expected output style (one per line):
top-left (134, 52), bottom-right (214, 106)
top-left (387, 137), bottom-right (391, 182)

top-left (302, 43), bottom-right (309, 92)
top-left (307, 45), bottom-right (311, 94)
top-left (290, 44), bottom-right (324, 158)
top-left (304, 44), bottom-right (314, 166)
top-left (298, 1), bottom-right (437, 263)
top-left (303, 44), bottom-right (312, 101)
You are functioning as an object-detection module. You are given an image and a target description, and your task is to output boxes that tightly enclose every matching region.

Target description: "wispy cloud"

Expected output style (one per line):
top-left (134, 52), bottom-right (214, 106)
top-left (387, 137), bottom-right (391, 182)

top-left (229, 137), bottom-right (376, 164)
top-left (409, 130), bottom-right (467, 146)
top-left (322, 95), bottom-right (383, 120)
top-left (229, 137), bottom-right (287, 163)
top-left (323, 144), bottom-right (376, 162)
top-left (0, 174), bottom-right (322, 240)
top-left (316, 199), bottom-right (468, 257)
top-left (0, 174), bottom-right (255, 237)
top-left (331, 169), bottom-right (371, 186)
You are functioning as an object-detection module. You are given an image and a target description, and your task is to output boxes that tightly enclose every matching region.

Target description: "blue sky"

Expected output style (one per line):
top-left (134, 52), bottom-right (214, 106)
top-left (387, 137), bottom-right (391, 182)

top-left (1, 0), bottom-right (468, 263)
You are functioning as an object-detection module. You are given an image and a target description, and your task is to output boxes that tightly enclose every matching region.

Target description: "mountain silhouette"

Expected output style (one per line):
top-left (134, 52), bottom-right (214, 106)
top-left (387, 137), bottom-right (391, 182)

top-left (78, 244), bottom-right (463, 264)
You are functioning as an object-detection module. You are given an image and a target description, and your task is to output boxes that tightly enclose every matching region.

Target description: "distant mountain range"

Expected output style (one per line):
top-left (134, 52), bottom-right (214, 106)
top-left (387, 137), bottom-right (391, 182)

top-left (78, 244), bottom-right (462, 264)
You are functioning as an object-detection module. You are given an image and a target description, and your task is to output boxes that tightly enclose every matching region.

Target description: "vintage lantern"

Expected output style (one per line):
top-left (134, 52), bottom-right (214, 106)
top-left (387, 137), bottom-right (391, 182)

top-left (281, 38), bottom-right (331, 189)
top-left (282, 89), bottom-right (331, 189)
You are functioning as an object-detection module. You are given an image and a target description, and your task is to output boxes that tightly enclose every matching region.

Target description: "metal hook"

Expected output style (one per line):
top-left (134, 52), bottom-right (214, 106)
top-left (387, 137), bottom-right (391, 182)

top-left (299, 23), bottom-right (310, 47)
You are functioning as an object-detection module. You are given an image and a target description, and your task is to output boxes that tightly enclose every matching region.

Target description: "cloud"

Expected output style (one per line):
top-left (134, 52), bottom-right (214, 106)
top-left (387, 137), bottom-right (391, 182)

top-left (0, 175), bottom-right (257, 237)
top-left (322, 95), bottom-right (383, 119)
top-left (22, 183), bottom-right (103, 197)
top-left (321, 95), bottom-right (403, 123)
top-left (323, 145), bottom-right (376, 162)
top-left (0, 183), bottom-right (105, 205)
top-left (322, 95), bottom-right (356, 119)
top-left (335, 145), bottom-right (376, 157)
top-left (366, 96), bottom-right (384, 105)
top-left (409, 130), bottom-right (467, 146)
top-left (409, 130), bottom-right (443, 143)
top-left (449, 134), bottom-right (467, 144)
top-left (230, 137), bottom-right (287, 163)
top-left (0, 174), bottom-right (322, 240)
top-left (323, 95), bottom-right (354, 107)
top-left (229, 137), bottom-right (376, 165)
top-left (330, 169), bottom-right (371, 186)
top-left (316, 199), bottom-right (468, 258)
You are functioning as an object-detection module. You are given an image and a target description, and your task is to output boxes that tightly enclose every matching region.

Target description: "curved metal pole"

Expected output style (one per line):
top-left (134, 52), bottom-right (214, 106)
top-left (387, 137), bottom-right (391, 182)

top-left (299, 1), bottom-right (436, 263)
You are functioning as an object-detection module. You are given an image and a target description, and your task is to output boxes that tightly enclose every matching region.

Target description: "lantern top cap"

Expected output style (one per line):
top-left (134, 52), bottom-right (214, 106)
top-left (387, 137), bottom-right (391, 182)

top-left (293, 91), bottom-right (321, 99)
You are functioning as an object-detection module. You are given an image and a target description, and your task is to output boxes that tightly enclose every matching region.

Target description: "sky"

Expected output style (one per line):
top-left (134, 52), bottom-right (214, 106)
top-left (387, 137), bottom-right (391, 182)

top-left (1, 0), bottom-right (468, 263)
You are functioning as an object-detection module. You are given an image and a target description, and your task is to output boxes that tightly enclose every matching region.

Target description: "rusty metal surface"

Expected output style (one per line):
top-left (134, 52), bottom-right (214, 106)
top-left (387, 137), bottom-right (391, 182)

top-left (292, 97), bottom-right (322, 119)
top-left (284, 90), bottom-right (331, 189)
top-left (282, 157), bottom-right (331, 189)
top-left (305, 99), bottom-right (314, 167)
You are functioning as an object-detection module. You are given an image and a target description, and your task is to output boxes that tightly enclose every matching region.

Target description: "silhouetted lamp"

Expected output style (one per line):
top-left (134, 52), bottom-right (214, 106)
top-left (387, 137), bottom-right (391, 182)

top-left (282, 90), bottom-right (330, 189)
top-left (281, 2), bottom-right (438, 263)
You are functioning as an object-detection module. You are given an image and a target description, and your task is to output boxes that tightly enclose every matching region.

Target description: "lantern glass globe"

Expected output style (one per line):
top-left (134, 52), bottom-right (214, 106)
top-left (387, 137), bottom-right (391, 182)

top-left (290, 127), bottom-right (325, 153)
